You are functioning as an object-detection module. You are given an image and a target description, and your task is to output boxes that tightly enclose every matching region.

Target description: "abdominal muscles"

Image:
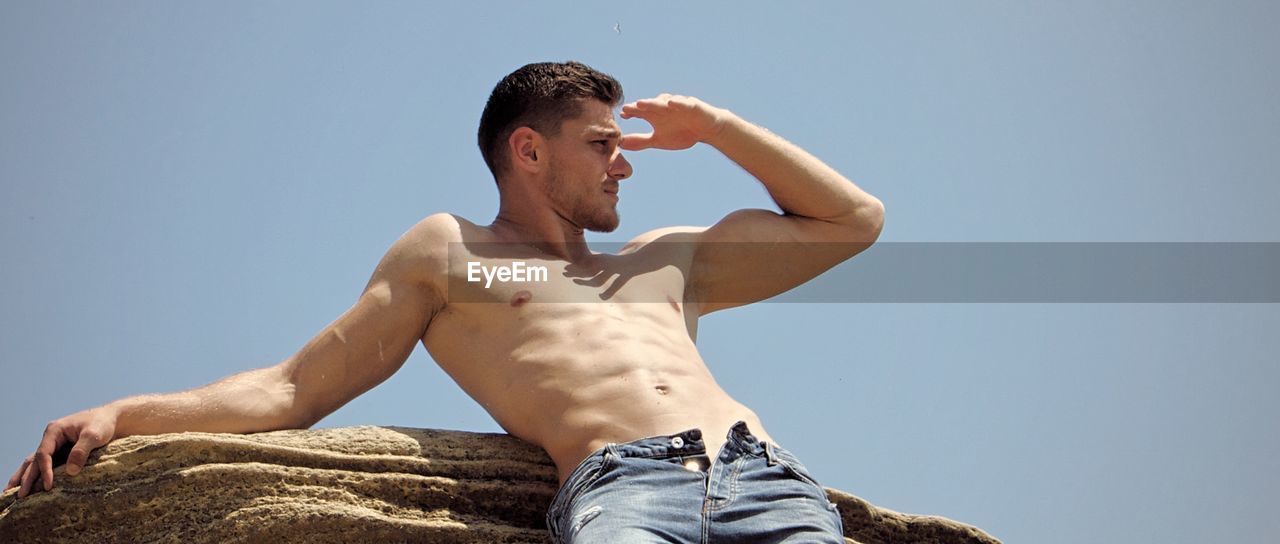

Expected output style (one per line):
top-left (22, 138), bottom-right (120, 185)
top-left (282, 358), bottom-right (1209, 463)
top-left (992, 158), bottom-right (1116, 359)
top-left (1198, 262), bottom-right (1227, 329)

top-left (424, 299), bottom-right (761, 473)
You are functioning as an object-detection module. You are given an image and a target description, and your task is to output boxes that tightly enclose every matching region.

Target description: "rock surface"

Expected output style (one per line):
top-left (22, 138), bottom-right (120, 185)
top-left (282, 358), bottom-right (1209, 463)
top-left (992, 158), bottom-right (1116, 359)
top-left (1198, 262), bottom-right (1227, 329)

top-left (0, 426), bottom-right (999, 543)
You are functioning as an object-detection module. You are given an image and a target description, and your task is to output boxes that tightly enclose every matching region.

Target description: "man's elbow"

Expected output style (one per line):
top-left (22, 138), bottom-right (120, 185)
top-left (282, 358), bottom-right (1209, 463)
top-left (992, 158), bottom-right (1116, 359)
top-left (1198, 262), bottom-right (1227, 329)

top-left (269, 360), bottom-right (320, 430)
top-left (833, 198), bottom-right (884, 245)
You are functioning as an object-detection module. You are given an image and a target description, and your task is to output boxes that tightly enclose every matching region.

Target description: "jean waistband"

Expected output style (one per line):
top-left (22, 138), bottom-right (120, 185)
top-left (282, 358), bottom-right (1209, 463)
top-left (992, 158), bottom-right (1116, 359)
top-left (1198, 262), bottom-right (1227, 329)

top-left (550, 421), bottom-right (775, 517)
top-left (604, 420), bottom-right (767, 461)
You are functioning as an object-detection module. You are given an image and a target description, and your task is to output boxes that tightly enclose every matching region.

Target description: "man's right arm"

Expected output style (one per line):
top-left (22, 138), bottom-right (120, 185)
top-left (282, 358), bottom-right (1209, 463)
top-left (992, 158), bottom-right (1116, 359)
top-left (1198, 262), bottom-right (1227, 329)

top-left (5, 214), bottom-right (453, 499)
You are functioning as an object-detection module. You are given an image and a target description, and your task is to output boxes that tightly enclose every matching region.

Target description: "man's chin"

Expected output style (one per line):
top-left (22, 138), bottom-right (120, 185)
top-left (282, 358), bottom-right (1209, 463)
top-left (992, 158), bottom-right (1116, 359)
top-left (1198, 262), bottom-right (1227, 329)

top-left (583, 212), bottom-right (620, 233)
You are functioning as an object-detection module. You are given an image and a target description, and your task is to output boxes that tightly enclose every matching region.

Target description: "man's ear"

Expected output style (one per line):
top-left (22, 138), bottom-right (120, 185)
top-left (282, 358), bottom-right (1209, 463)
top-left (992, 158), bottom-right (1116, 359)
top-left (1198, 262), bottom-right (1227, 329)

top-left (508, 127), bottom-right (544, 175)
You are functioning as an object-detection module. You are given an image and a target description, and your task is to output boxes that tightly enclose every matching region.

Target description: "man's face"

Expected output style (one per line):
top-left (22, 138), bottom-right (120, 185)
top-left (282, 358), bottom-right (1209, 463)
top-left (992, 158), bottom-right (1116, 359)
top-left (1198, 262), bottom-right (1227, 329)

top-left (543, 100), bottom-right (632, 233)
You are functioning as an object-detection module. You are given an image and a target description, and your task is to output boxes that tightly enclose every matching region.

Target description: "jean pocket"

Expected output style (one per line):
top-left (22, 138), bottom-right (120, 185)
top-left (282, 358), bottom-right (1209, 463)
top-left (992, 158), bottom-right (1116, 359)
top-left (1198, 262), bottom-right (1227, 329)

top-left (547, 454), bottom-right (611, 540)
top-left (567, 504), bottom-right (604, 539)
top-left (771, 447), bottom-right (826, 491)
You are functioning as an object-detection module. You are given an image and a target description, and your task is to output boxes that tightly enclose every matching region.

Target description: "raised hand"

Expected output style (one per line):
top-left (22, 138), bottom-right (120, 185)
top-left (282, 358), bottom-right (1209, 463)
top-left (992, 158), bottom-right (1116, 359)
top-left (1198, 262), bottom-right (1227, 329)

top-left (6, 406), bottom-right (118, 498)
top-left (620, 94), bottom-right (734, 151)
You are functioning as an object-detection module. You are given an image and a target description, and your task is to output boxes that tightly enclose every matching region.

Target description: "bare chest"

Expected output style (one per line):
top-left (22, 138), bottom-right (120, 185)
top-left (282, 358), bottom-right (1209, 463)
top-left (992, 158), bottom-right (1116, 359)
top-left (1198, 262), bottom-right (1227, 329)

top-left (445, 251), bottom-right (688, 307)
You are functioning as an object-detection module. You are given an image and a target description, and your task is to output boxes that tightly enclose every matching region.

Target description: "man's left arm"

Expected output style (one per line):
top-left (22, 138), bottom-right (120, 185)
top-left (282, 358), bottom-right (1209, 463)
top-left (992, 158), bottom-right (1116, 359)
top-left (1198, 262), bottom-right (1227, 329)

top-left (621, 94), bottom-right (885, 315)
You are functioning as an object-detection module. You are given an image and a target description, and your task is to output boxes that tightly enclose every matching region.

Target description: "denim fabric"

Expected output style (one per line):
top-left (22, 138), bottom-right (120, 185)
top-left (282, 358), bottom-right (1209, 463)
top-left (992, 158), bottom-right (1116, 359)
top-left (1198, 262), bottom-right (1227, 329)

top-left (545, 421), bottom-right (844, 543)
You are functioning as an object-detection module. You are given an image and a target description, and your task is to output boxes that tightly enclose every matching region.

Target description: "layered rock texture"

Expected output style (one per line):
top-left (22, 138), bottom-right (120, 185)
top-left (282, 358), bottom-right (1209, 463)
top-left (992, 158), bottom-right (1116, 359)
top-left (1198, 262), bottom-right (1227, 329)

top-left (0, 426), bottom-right (998, 543)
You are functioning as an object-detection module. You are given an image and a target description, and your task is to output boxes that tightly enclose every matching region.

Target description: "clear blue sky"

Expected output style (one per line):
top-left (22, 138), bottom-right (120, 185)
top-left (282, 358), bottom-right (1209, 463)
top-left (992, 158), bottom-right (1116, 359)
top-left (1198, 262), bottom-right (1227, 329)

top-left (2, 2), bottom-right (1277, 542)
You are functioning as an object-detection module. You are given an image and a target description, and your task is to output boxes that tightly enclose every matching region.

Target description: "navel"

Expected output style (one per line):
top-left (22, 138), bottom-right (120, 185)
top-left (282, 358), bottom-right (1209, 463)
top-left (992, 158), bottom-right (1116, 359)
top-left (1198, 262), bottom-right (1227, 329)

top-left (654, 385), bottom-right (670, 395)
top-left (510, 290), bottom-right (533, 307)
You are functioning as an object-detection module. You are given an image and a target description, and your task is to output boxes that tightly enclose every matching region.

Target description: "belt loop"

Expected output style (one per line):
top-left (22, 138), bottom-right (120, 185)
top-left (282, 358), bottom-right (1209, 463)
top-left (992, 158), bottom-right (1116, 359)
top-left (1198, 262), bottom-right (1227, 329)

top-left (765, 441), bottom-right (778, 466)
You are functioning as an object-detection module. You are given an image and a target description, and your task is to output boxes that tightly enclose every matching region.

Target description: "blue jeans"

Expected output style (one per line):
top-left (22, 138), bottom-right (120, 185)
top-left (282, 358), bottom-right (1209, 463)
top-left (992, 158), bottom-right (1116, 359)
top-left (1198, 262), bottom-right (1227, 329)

top-left (545, 421), bottom-right (844, 543)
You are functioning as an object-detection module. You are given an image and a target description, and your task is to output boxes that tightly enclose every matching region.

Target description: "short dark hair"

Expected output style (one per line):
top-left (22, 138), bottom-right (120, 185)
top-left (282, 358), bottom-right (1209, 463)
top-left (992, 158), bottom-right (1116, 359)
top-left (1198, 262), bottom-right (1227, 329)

top-left (477, 61), bottom-right (623, 180)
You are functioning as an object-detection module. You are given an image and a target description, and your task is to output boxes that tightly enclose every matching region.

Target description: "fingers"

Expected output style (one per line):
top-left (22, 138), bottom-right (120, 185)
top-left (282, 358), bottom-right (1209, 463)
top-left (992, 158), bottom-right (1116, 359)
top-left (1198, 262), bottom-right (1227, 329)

top-left (619, 132), bottom-right (654, 151)
top-left (19, 458), bottom-right (39, 498)
top-left (65, 428), bottom-right (107, 476)
top-left (38, 453), bottom-right (54, 493)
top-left (619, 103), bottom-right (645, 120)
top-left (10, 416), bottom-right (114, 499)
top-left (17, 422), bottom-right (70, 497)
top-left (622, 94), bottom-right (695, 114)
top-left (35, 424), bottom-right (65, 493)
top-left (6, 456), bottom-right (32, 492)
top-left (620, 94), bottom-right (675, 119)
top-left (619, 95), bottom-right (670, 150)
top-left (621, 98), bottom-right (659, 112)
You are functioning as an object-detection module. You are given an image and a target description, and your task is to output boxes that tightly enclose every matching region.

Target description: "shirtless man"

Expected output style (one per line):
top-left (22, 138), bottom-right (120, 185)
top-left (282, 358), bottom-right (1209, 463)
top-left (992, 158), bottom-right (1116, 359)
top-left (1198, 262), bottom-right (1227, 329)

top-left (8, 61), bottom-right (883, 542)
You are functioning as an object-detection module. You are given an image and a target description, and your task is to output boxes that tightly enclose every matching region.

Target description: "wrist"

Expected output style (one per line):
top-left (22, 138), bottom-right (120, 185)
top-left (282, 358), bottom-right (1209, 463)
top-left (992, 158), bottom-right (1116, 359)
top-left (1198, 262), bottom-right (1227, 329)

top-left (102, 397), bottom-right (143, 435)
top-left (702, 109), bottom-right (745, 149)
top-left (100, 399), bottom-right (126, 418)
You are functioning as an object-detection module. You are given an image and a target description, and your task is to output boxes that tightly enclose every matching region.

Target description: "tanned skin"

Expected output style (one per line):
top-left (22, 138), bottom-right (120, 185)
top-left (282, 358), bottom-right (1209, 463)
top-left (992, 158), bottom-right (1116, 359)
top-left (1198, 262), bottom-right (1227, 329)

top-left (8, 94), bottom-right (883, 496)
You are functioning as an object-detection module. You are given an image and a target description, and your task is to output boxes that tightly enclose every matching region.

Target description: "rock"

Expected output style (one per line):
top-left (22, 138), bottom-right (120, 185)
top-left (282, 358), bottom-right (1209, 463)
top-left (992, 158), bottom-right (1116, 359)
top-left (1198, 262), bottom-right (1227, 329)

top-left (0, 426), bottom-right (999, 543)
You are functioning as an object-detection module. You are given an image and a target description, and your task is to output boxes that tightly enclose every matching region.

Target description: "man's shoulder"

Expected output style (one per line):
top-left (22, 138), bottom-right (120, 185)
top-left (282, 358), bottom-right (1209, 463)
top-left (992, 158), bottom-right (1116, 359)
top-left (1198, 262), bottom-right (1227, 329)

top-left (401, 212), bottom-right (468, 247)
top-left (377, 213), bottom-right (471, 282)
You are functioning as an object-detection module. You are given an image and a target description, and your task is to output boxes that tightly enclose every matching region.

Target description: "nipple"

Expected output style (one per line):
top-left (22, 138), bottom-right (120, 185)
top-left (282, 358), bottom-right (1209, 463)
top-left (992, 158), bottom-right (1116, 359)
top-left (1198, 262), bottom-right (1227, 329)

top-left (510, 290), bottom-right (533, 307)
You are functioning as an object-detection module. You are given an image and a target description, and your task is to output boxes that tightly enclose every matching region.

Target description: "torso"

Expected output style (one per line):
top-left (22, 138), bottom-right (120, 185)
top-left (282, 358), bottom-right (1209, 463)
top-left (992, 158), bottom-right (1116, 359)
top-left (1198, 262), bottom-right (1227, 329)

top-left (420, 216), bottom-right (772, 484)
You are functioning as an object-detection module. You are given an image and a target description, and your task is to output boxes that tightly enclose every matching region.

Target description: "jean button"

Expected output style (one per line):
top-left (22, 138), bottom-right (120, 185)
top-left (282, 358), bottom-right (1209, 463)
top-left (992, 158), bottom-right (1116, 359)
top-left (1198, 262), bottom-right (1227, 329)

top-left (671, 436), bottom-right (685, 448)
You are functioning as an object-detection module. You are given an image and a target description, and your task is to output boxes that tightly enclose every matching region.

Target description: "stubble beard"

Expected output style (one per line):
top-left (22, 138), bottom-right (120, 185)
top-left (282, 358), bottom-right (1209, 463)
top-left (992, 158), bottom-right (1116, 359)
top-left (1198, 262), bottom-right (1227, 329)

top-left (549, 169), bottom-right (620, 233)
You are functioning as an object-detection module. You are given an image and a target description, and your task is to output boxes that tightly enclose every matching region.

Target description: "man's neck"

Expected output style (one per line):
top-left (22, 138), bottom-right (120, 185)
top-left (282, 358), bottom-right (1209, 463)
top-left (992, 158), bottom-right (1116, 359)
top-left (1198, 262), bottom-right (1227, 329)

top-left (490, 187), bottom-right (592, 262)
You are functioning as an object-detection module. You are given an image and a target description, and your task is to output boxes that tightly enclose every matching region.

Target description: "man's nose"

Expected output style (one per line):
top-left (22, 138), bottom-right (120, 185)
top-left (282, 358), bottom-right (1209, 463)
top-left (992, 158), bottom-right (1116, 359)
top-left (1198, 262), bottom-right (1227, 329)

top-left (610, 152), bottom-right (633, 180)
